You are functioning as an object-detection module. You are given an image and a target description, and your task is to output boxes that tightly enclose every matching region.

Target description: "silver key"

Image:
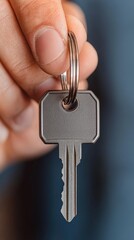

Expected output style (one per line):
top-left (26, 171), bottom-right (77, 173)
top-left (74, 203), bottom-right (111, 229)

top-left (40, 90), bottom-right (100, 222)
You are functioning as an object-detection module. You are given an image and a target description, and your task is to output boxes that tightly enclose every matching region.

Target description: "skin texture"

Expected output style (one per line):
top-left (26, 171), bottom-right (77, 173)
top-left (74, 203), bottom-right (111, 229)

top-left (0, 0), bottom-right (98, 170)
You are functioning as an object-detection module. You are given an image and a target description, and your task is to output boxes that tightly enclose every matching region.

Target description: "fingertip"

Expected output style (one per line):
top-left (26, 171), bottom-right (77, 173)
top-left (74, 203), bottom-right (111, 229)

top-left (78, 79), bottom-right (88, 90)
top-left (33, 27), bottom-right (68, 74)
top-left (39, 46), bottom-right (69, 76)
top-left (79, 41), bottom-right (98, 80)
top-left (39, 15), bottom-right (87, 76)
top-left (66, 14), bottom-right (87, 52)
top-left (62, 1), bottom-right (87, 30)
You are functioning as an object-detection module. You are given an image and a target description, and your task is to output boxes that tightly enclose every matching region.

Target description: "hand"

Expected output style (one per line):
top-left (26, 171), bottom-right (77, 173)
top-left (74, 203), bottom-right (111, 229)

top-left (0, 0), bottom-right (98, 170)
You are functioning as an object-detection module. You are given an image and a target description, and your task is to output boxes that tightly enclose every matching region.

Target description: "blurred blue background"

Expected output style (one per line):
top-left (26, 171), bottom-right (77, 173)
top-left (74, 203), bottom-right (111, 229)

top-left (0, 0), bottom-right (134, 239)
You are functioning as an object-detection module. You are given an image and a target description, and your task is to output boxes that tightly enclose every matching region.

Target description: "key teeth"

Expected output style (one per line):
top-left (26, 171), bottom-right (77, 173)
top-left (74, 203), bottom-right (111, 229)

top-left (61, 182), bottom-right (77, 223)
top-left (61, 164), bottom-right (68, 221)
top-left (60, 143), bottom-right (79, 222)
top-left (61, 163), bottom-right (65, 210)
top-left (61, 187), bottom-right (64, 203)
top-left (61, 193), bottom-right (64, 203)
top-left (61, 188), bottom-right (65, 220)
top-left (61, 165), bottom-right (64, 182)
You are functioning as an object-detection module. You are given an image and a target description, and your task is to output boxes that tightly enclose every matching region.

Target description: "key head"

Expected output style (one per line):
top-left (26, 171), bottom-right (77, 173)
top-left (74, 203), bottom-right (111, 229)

top-left (40, 91), bottom-right (100, 144)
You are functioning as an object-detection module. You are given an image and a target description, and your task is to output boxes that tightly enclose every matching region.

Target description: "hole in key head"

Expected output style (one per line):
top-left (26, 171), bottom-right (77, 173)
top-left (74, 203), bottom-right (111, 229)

top-left (62, 97), bottom-right (78, 112)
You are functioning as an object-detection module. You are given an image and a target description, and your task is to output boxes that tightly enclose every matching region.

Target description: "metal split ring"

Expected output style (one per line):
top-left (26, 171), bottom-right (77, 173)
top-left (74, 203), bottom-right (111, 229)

top-left (60, 32), bottom-right (79, 105)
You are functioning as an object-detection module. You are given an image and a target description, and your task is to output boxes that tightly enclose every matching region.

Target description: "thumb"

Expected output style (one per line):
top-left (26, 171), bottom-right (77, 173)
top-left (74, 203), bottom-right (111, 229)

top-left (10, 0), bottom-right (68, 75)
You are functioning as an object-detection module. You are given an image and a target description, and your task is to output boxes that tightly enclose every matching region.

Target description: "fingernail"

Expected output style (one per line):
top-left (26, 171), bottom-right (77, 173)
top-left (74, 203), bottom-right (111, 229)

top-left (35, 27), bottom-right (65, 65)
top-left (11, 105), bottom-right (34, 132)
top-left (0, 122), bottom-right (9, 143)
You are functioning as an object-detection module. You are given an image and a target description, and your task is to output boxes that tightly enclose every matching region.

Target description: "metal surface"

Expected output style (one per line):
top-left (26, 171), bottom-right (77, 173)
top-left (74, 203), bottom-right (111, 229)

top-left (59, 141), bottom-right (81, 222)
top-left (60, 32), bottom-right (79, 105)
top-left (40, 91), bottom-right (100, 222)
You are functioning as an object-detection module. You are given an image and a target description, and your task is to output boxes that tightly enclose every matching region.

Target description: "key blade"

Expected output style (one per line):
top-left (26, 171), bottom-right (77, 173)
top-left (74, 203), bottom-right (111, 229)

top-left (59, 142), bottom-right (81, 222)
top-left (60, 143), bottom-right (77, 222)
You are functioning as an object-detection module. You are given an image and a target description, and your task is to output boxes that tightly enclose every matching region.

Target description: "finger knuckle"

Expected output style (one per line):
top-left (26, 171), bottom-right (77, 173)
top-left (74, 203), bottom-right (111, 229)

top-left (0, 1), bottom-right (11, 23)
top-left (12, 60), bottom-right (34, 78)
top-left (19, 0), bottom-right (60, 24)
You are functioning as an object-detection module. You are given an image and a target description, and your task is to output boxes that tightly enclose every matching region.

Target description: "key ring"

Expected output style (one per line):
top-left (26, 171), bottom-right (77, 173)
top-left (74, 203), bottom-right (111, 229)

top-left (60, 32), bottom-right (79, 105)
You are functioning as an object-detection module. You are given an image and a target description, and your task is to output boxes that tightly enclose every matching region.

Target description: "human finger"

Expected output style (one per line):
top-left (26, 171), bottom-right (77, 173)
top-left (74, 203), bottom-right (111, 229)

top-left (0, 1), bottom-right (86, 101)
top-left (0, 62), bottom-right (33, 132)
top-left (0, 120), bottom-right (9, 143)
top-left (62, 1), bottom-right (87, 29)
top-left (0, 1), bottom-right (58, 99)
top-left (79, 42), bottom-right (98, 80)
top-left (9, 0), bottom-right (87, 75)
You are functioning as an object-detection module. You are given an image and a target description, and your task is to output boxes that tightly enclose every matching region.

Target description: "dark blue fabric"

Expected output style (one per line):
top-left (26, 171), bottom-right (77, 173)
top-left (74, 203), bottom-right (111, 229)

top-left (0, 1), bottom-right (134, 239)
